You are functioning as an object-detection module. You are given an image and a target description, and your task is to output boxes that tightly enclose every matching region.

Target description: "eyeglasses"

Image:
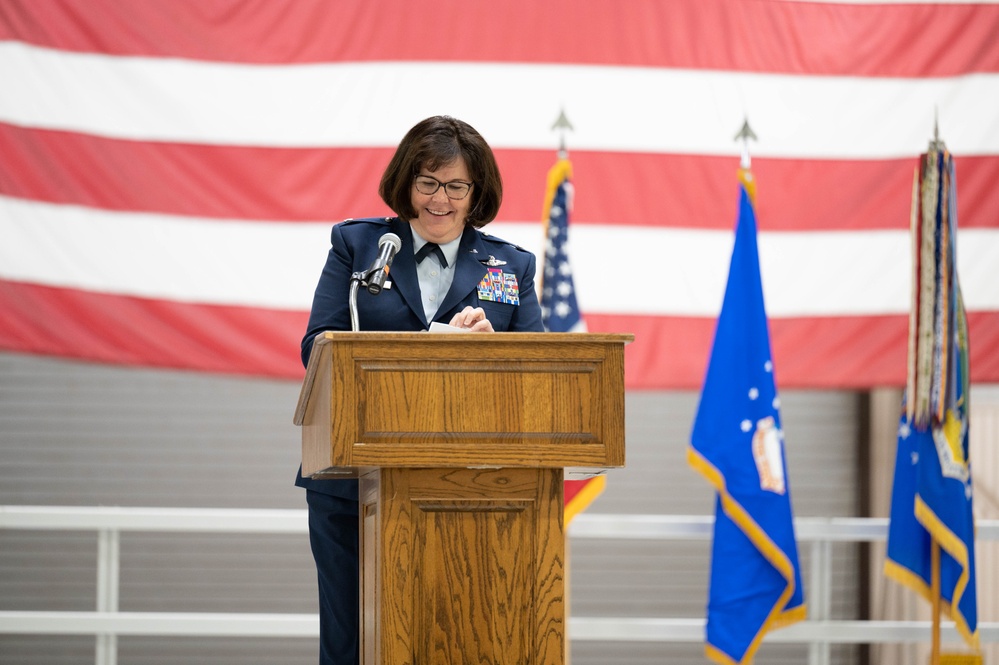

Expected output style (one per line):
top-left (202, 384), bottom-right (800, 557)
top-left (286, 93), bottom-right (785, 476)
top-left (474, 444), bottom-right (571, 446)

top-left (413, 175), bottom-right (474, 200)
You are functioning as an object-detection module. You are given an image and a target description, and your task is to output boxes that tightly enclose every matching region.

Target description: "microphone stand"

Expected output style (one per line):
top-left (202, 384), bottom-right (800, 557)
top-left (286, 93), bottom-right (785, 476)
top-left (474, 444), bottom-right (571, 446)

top-left (349, 263), bottom-right (389, 331)
top-left (350, 232), bottom-right (400, 331)
top-left (348, 271), bottom-right (367, 332)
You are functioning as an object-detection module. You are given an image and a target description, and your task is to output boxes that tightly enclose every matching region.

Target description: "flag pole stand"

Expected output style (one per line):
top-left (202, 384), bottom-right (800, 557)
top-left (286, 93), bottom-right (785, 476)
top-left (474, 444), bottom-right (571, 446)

top-left (565, 539), bottom-right (573, 665)
top-left (930, 539), bottom-right (941, 665)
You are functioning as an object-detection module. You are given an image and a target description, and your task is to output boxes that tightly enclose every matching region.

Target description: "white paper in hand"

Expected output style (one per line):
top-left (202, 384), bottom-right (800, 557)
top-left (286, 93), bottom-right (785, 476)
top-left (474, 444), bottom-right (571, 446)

top-left (429, 322), bottom-right (470, 334)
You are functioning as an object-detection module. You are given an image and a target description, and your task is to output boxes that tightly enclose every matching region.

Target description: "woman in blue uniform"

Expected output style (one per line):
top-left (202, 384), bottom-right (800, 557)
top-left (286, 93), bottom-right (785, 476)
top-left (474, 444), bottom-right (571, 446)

top-left (298, 115), bottom-right (544, 665)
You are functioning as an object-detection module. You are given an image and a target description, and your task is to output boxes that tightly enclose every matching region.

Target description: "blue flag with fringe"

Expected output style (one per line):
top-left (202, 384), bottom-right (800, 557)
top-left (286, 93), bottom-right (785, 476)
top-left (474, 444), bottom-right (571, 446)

top-left (688, 170), bottom-right (806, 665)
top-left (884, 145), bottom-right (978, 651)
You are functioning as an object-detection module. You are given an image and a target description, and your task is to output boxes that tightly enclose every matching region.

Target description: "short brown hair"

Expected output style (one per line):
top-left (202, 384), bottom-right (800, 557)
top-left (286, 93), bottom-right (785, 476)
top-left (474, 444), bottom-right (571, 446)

top-left (378, 116), bottom-right (502, 228)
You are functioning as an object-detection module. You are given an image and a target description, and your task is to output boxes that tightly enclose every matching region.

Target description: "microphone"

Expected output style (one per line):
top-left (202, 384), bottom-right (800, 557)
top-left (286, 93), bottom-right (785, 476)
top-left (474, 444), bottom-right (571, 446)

top-left (365, 232), bottom-right (401, 295)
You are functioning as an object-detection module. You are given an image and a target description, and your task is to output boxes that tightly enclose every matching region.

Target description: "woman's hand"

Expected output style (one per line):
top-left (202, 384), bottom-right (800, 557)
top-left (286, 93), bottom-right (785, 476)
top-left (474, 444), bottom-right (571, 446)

top-left (449, 306), bottom-right (494, 333)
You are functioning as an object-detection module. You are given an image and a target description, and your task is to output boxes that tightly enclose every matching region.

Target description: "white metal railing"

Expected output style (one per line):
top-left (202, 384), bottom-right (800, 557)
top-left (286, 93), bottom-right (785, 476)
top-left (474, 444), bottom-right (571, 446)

top-left (1, 506), bottom-right (996, 665)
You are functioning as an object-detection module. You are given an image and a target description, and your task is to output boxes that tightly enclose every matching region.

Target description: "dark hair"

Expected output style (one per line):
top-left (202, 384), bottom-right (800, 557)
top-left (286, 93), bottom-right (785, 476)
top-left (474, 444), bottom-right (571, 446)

top-left (378, 116), bottom-right (502, 228)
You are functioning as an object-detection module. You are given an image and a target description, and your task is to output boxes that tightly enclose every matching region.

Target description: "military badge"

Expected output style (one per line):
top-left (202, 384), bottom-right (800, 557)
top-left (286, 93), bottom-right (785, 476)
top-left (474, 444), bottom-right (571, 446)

top-left (480, 255), bottom-right (507, 267)
top-left (751, 416), bottom-right (786, 495)
top-left (477, 268), bottom-right (520, 305)
top-left (933, 409), bottom-right (970, 483)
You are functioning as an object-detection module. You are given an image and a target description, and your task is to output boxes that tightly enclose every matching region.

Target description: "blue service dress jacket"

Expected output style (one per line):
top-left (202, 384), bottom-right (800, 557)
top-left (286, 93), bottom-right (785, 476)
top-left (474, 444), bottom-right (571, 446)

top-left (296, 216), bottom-right (545, 499)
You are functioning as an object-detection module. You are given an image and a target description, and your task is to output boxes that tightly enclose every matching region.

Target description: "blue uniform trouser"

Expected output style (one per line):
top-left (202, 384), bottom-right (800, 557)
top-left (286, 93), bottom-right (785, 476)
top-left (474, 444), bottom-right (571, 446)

top-left (306, 490), bottom-right (359, 665)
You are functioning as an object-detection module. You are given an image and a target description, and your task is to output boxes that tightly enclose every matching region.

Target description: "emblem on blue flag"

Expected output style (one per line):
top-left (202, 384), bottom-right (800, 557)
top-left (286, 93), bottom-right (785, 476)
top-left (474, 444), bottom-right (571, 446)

top-left (751, 416), bottom-right (786, 495)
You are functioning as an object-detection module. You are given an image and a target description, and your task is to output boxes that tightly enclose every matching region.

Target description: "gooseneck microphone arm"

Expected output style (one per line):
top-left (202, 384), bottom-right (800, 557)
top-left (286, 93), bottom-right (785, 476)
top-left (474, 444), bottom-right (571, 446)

top-left (348, 275), bottom-right (363, 332)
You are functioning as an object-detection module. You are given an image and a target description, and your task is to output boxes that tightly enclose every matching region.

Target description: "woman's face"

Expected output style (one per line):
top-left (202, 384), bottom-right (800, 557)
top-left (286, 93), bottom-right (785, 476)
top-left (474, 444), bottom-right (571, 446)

top-left (408, 157), bottom-right (472, 244)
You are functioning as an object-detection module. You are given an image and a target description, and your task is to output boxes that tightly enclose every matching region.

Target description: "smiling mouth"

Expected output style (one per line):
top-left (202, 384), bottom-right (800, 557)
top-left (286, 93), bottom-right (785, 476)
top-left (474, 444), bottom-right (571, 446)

top-left (427, 209), bottom-right (452, 216)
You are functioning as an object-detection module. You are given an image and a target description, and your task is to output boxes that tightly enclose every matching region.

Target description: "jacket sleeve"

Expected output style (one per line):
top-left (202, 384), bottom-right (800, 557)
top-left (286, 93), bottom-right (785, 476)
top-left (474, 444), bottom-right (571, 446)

top-left (509, 250), bottom-right (545, 332)
top-left (300, 223), bottom-right (354, 367)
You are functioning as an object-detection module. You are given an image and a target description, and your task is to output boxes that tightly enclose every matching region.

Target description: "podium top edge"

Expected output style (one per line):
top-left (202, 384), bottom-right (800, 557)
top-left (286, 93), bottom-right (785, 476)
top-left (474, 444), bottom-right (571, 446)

top-left (314, 331), bottom-right (635, 346)
top-left (294, 330), bottom-right (633, 426)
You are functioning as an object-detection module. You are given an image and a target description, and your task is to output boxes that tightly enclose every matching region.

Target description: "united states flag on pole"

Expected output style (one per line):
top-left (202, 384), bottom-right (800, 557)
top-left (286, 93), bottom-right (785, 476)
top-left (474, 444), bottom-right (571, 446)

top-left (2, 1), bottom-right (999, 390)
top-left (539, 154), bottom-right (604, 522)
top-left (541, 157), bottom-right (584, 334)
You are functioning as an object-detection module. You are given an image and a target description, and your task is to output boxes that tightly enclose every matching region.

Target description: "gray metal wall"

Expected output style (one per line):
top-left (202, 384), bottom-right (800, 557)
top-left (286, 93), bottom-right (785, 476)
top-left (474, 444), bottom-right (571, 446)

top-left (0, 352), bottom-right (864, 664)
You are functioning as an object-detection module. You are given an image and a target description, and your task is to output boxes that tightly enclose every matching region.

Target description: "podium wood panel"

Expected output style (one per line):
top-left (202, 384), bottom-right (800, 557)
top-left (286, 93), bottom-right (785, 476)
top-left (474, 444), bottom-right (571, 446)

top-left (361, 467), bottom-right (563, 665)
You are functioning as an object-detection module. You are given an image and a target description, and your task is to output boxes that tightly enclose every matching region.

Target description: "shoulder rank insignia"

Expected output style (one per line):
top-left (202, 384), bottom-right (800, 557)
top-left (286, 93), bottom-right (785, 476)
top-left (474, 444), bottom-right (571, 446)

top-left (480, 255), bottom-right (507, 267)
top-left (477, 268), bottom-right (520, 305)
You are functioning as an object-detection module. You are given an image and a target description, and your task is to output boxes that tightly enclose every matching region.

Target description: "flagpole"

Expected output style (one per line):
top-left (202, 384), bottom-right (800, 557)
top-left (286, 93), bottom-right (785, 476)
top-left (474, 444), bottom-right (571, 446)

top-left (540, 108), bottom-right (574, 297)
top-left (547, 107), bottom-right (575, 665)
top-left (688, 120), bottom-right (807, 665)
top-left (734, 117), bottom-right (758, 170)
top-left (551, 107), bottom-right (573, 160)
top-left (928, 119), bottom-right (944, 665)
top-left (931, 539), bottom-right (941, 665)
top-left (885, 119), bottom-right (980, 665)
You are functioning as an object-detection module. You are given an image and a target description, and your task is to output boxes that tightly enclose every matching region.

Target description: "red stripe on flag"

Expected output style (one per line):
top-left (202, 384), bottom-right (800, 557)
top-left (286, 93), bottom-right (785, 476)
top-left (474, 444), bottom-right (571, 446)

top-left (0, 122), bottom-right (395, 222)
top-left (3, 281), bottom-right (997, 388)
top-left (569, 151), bottom-right (999, 232)
top-left (565, 476), bottom-right (606, 525)
top-left (587, 311), bottom-right (999, 390)
top-left (0, 280), bottom-right (308, 379)
top-left (5, 124), bottom-right (999, 231)
top-left (2, 0), bottom-right (998, 76)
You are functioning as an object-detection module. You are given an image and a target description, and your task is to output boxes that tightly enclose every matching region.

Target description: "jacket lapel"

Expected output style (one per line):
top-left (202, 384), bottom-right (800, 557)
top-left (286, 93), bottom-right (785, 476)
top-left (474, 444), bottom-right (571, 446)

top-left (387, 218), bottom-right (430, 326)
top-left (436, 227), bottom-right (488, 320)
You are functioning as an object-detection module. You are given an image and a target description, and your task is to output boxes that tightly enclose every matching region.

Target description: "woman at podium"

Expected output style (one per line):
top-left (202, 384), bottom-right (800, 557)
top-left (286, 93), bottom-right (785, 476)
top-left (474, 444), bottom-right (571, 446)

top-left (297, 115), bottom-right (544, 665)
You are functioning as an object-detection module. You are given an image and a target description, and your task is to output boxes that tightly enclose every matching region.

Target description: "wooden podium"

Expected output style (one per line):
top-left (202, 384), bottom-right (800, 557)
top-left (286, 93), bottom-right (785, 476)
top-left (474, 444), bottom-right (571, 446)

top-left (293, 332), bottom-right (630, 665)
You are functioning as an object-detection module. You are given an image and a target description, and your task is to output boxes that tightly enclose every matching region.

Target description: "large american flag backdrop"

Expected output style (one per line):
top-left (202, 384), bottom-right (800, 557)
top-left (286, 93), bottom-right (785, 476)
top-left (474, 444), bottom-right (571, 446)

top-left (1, 0), bottom-right (998, 389)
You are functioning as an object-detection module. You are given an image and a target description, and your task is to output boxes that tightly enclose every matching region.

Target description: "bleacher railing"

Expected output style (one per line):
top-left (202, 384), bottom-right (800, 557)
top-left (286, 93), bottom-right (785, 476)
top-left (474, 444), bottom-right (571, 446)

top-left (1, 506), bottom-right (996, 665)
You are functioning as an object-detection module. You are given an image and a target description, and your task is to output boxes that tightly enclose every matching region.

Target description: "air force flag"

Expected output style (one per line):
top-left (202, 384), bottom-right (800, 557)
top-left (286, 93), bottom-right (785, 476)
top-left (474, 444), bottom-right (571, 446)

top-left (688, 170), bottom-right (806, 664)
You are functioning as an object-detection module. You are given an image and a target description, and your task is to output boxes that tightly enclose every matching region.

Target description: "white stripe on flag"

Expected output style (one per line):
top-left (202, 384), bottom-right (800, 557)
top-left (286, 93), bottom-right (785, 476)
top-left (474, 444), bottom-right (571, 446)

top-left (0, 195), bottom-right (332, 309)
top-left (4, 196), bottom-right (997, 315)
top-left (2, 42), bottom-right (999, 158)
